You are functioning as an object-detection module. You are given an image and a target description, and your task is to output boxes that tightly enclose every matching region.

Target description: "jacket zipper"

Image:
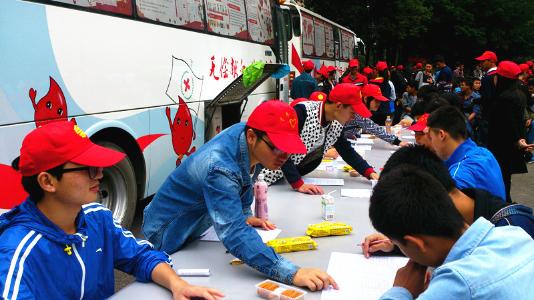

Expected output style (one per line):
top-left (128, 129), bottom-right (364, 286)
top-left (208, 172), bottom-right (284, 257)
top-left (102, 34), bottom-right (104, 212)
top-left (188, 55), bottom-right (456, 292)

top-left (72, 244), bottom-right (86, 300)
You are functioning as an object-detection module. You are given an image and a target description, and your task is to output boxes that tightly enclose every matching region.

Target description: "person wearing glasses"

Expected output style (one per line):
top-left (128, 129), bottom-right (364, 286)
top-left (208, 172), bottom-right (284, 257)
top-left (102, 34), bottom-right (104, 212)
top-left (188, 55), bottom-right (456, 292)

top-left (259, 84), bottom-right (379, 195)
top-left (0, 121), bottom-right (224, 300)
top-left (143, 100), bottom-right (338, 292)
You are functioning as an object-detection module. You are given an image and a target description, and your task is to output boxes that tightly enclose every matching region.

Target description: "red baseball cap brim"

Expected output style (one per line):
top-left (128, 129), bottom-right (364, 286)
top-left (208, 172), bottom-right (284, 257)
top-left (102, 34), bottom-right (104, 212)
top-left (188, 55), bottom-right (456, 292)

top-left (372, 94), bottom-right (389, 101)
top-left (408, 122), bottom-right (426, 132)
top-left (475, 51), bottom-right (497, 62)
top-left (70, 143), bottom-right (125, 168)
top-left (265, 131), bottom-right (307, 154)
top-left (352, 103), bottom-right (372, 118)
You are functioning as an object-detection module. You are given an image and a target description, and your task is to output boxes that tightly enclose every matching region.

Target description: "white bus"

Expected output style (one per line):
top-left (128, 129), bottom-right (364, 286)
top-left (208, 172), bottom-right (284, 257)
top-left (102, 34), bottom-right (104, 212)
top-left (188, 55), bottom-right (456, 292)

top-left (0, 0), bottom-right (361, 226)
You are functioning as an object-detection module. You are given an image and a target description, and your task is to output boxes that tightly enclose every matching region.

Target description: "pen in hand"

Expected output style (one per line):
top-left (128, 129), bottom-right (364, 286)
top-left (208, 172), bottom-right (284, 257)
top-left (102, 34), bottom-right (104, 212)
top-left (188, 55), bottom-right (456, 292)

top-left (356, 238), bottom-right (391, 247)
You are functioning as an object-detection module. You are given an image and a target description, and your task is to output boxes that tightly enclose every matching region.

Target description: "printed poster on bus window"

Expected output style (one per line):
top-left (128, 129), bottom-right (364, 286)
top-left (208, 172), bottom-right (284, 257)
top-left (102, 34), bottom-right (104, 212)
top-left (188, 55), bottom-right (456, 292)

top-left (52, 0), bottom-right (132, 15)
top-left (136, 0), bottom-right (205, 30)
top-left (313, 18), bottom-right (326, 57)
top-left (325, 24), bottom-right (335, 58)
top-left (206, 0), bottom-right (249, 38)
top-left (341, 30), bottom-right (354, 60)
top-left (245, 0), bottom-right (274, 44)
top-left (301, 12), bottom-right (314, 56)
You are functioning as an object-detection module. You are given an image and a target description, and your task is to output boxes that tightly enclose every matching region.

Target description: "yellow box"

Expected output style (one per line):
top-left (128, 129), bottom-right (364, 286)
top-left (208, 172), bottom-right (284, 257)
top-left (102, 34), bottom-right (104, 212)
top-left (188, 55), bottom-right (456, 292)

top-left (266, 236), bottom-right (317, 253)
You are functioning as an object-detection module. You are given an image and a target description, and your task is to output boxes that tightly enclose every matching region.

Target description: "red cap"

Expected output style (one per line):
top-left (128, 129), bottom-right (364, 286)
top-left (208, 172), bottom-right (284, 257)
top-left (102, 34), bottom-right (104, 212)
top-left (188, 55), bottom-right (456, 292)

top-left (415, 62), bottom-right (423, 68)
top-left (496, 61), bottom-right (521, 79)
top-left (327, 66), bottom-right (336, 73)
top-left (519, 63), bottom-right (529, 72)
top-left (309, 91), bottom-right (327, 101)
top-left (246, 100), bottom-right (306, 154)
top-left (18, 121), bottom-right (125, 176)
top-left (302, 60), bottom-right (315, 71)
top-left (362, 67), bottom-right (373, 75)
top-left (329, 84), bottom-right (371, 118)
top-left (527, 61), bottom-right (534, 68)
top-left (376, 61), bottom-right (388, 72)
top-left (317, 65), bottom-right (329, 78)
top-left (408, 113), bottom-right (429, 132)
top-left (349, 59), bottom-right (360, 68)
top-left (362, 84), bottom-right (388, 101)
top-left (475, 51), bottom-right (497, 62)
top-left (397, 65), bottom-right (404, 71)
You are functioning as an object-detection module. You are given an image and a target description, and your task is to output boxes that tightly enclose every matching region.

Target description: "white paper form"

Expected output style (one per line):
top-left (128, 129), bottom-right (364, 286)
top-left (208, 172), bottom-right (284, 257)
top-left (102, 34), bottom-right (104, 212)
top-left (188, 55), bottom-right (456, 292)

top-left (321, 252), bottom-right (409, 300)
top-left (303, 178), bottom-right (345, 186)
top-left (200, 226), bottom-right (281, 243)
top-left (355, 138), bottom-right (374, 145)
top-left (340, 189), bottom-right (371, 198)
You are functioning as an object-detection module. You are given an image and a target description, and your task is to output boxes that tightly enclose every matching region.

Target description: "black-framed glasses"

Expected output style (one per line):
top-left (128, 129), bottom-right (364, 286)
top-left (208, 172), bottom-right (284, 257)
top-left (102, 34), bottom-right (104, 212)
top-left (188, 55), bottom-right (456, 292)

top-left (258, 134), bottom-right (284, 155)
top-left (55, 166), bottom-right (103, 179)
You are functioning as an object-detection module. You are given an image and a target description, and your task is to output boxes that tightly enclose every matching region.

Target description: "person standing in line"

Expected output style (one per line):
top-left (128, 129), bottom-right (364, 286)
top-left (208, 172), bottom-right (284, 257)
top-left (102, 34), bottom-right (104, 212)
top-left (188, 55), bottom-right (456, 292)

top-left (290, 60), bottom-right (317, 100)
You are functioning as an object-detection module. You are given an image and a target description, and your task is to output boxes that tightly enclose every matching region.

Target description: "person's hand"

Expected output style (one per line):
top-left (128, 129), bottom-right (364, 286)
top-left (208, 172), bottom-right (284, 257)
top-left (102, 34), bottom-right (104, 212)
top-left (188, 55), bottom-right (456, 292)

top-left (246, 217), bottom-right (276, 230)
top-left (361, 233), bottom-right (394, 258)
top-left (297, 184), bottom-right (324, 195)
top-left (393, 260), bottom-right (427, 298)
top-left (526, 119), bottom-right (532, 128)
top-left (399, 141), bottom-right (411, 147)
top-left (349, 170), bottom-right (360, 177)
top-left (369, 172), bottom-right (380, 180)
top-left (171, 283), bottom-right (224, 300)
top-left (293, 268), bottom-right (339, 291)
top-left (324, 148), bottom-right (339, 159)
top-left (518, 139), bottom-right (534, 151)
top-left (397, 119), bottom-right (414, 127)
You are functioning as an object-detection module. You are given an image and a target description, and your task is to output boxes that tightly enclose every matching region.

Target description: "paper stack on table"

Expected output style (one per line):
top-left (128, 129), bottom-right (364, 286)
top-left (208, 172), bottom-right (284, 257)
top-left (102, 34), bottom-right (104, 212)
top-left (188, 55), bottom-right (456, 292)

top-left (303, 178), bottom-right (345, 186)
top-left (200, 226), bottom-right (282, 243)
top-left (321, 252), bottom-right (408, 300)
top-left (355, 138), bottom-right (374, 145)
top-left (340, 189), bottom-right (372, 198)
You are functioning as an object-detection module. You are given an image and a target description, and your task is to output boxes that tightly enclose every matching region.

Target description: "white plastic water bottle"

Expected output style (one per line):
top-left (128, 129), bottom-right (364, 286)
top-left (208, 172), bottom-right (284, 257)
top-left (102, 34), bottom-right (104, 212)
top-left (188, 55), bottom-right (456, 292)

top-left (254, 174), bottom-right (268, 220)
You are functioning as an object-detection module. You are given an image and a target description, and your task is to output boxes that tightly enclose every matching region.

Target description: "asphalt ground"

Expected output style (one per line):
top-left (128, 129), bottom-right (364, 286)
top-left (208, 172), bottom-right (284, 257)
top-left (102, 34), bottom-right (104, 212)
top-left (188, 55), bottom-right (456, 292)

top-left (114, 163), bottom-right (534, 293)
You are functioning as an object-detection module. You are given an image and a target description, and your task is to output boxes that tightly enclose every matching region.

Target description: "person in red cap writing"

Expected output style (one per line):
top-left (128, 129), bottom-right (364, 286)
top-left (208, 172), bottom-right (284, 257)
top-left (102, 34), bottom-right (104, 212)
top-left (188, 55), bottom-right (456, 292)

top-left (143, 100), bottom-right (338, 291)
top-left (488, 61), bottom-right (534, 202)
top-left (341, 59), bottom-right (368, 86)
top-left (259, 84), bottom-right (379, 195)
top-left (0, 121), bottom-right (224, 300)
top-left (475, 50), bottom-right (498, 146)
top-left (290, 60), bottom-right (317, 100)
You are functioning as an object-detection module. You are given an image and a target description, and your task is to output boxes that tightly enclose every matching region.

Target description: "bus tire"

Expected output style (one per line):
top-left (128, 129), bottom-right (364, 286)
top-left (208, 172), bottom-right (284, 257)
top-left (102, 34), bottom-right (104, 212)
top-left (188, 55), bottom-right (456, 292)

top-left (97, 141), bottom-right (137, 228)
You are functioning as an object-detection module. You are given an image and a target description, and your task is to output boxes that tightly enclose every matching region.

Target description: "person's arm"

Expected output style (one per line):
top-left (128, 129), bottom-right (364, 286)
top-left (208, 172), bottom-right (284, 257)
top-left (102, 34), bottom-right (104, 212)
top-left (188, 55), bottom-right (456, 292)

top-left (334, 137), bottom-right (377, 179)
top-left (346, 115), bottom-right (401, 145)
top-left (0, 245), bottom-right (35, 299)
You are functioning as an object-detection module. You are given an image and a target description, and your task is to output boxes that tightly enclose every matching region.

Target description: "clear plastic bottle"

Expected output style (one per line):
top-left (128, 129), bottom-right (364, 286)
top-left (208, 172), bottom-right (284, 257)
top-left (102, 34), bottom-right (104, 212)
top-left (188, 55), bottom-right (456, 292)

top-left (254, 174), bottom-right (269, 220)
top-left (385, 115), bottom-right (392, 134)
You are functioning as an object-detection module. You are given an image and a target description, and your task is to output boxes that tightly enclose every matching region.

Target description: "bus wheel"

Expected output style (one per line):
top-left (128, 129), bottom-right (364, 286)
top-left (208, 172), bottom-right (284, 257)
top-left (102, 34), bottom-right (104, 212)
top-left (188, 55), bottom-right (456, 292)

top-left (97, 141), bottom-right (137, 228)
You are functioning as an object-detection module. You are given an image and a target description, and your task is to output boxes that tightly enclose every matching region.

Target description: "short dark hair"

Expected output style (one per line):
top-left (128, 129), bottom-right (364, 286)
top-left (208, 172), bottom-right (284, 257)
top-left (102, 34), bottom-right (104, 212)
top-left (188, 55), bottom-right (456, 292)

top-left (459, 77), bottom-right (474, 87)
top-left (381, 145), bottom-right (455, 192)
top-left (12, 157), bottom-right (64, 203)
top-left (528, 78), bottom-right (534, 87)
top-left (427, 105), bottom-right (467, 140)
top-left (424, 98), bottom-right (449, 113)
top-left (434, 55), bottom-right (445, 63)
top-left (406, 79), bottom-right (419, 89)
top-left (410, 101), bottom-right (426, 117)
top-left (417, 85), bottom-right (438, 102)
top-left (369, 166), bottom-right (465, 242)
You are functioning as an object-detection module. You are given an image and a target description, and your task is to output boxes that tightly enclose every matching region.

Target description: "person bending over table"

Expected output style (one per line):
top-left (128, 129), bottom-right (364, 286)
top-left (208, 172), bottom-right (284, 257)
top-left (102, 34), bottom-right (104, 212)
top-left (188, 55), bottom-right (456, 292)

top-left (259, 84), bottom-right (379, 195)
top-left (0, 121), bottom-right (223, 300)
top-left (370, 167), bottom-right (534, 300)
top-left (143, 100), bottom-right (338, 291)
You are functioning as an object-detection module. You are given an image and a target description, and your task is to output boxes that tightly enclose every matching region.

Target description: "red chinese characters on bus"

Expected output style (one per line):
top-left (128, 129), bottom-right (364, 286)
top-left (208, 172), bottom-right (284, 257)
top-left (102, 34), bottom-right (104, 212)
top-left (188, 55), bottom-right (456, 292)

top-left (209, 55), bottom-right (245, 81)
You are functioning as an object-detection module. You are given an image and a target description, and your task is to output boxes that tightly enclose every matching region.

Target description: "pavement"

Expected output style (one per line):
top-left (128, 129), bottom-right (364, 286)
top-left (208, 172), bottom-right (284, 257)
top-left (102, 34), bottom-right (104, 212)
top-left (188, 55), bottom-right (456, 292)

top-left (114, 163), bottom-right (534, 293)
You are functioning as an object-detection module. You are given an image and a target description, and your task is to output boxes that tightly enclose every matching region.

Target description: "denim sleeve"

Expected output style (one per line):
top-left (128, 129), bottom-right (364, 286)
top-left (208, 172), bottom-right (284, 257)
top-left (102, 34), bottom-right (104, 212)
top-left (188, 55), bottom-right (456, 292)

top-left (379, 287), bottom-right (413, 300)
top-left (203, 166), bottom-right (300, 284)
top-left (109, 212), bottom-right (172, 282)
top-left (415, 267), bottom-right (471, 299)
top-left (348, 115), bottom-right (399, 145)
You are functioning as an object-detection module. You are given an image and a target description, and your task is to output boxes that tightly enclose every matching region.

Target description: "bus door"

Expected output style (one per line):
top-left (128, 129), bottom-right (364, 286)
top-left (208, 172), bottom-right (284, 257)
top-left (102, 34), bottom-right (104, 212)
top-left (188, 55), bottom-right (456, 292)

top-left (274, 6), bottom-right (291, 102)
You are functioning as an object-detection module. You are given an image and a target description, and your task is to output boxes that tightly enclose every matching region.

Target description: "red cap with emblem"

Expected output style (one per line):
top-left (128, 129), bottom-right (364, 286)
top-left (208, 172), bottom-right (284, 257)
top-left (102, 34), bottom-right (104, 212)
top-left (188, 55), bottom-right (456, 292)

top-left (362, 84), bottom-right (388, 101)
top-left (246, 100), bottom-right (306, 154)
top-left (329, 84), bottom-right (372, 118)
top-left (18, 121), bottom-right (125, 176)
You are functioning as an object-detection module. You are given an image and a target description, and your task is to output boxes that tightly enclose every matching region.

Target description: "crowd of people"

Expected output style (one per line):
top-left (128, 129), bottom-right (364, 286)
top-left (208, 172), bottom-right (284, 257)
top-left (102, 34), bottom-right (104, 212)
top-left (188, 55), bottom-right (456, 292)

top-left (1, 50), bottom-right (534, 299)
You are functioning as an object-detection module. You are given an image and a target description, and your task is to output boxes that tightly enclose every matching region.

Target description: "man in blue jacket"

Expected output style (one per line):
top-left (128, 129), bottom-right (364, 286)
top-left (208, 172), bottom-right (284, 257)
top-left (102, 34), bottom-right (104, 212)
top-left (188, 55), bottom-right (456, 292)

top-left (143, 100), bottom-right (338, 291)
top-left (0, 121), bottom-right (223, 300)
top-left (425, 105), bottom-right (506, 200)
top-left (290, 60), bottom-right (317, 99)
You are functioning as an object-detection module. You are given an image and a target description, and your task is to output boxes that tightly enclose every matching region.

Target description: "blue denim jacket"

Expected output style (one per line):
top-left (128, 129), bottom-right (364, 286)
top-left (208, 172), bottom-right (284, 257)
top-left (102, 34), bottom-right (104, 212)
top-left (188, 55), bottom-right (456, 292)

top-left (446, 138), bottom-right (506, 200)
top-left (142, 123), bottom-right (299, 284)
top-left (380, 217), bottom-right (534, 299)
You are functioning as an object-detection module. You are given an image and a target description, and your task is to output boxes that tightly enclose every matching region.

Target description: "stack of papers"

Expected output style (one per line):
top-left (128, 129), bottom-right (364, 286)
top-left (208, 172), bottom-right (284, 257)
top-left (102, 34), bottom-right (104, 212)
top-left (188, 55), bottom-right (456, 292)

top-left (303, 178), bottom-right (345, 186)
top-left (321, 252), bottom-right (408, 300)
top-left (340, 189), bottom-right (372, 198)
top-left (200, 226), bottom-right (282, 243)
top-left (355, 139), bottom-right (374, 145)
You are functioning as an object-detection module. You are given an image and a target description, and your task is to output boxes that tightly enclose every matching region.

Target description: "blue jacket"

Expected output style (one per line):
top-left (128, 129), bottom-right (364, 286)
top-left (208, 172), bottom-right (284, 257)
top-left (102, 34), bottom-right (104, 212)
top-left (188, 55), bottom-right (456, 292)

top-left (445, 138), bottom-right (506, 200)
top-left (142, 123), bottom-right (299, 284)
top-left (290, 72), bottom-right (317, 99)
top-left (380, 218), bottom-right (534, 300)
top-left (0, 200), bottom-right (170, 300)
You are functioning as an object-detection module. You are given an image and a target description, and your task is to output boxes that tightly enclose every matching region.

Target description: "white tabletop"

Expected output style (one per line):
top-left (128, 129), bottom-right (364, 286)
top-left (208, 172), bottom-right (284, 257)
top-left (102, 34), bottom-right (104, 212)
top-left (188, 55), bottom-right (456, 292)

top-left (111, 138), bottom-right (400, 300)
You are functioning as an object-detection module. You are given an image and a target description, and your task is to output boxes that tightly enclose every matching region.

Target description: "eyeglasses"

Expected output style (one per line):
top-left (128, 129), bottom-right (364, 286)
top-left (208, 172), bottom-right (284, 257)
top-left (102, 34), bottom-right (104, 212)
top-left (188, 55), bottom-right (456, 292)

top-left (258, 134), bottom-right (284, 155)
top-left (55, 166), bottom-right (103, 179)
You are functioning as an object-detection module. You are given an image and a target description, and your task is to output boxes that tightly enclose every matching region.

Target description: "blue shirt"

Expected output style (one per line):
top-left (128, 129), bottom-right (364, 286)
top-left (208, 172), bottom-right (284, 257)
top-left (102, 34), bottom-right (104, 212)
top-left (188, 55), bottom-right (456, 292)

top-left (380, 218), bottom-right (534, 300)
top-left (142, 123), bottom-right (299, 284)
top-left (445, 138), bottom-right (506, 200)
top-left (290, 72), bottom-right (317, 99)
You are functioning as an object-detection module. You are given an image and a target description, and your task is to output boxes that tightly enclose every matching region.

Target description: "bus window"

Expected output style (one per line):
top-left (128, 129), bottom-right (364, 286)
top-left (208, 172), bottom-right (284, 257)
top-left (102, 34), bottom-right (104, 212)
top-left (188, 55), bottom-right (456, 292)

top-left (313, 17), bottom-right (326, 58)
top-left (333, 27), bottom-right (340, 59)
top-left (290, 9), bottom-right (301, 37)
top-left (341, 30), bottom-right (353, 61)
top-left (48, 0), bottom-right (133, 15)
top-left (301, 12), bottom-right (314, 56)
top-left (206, 0), bottom-right (249, 40)
top-left (136, 0), bottom-right (205, 30)
top-left (325, 23), bottom-right (334, 59)
top-left (245, 0), bottom-right (274, 44)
